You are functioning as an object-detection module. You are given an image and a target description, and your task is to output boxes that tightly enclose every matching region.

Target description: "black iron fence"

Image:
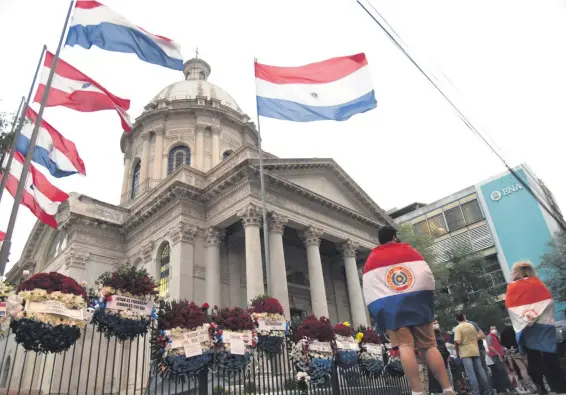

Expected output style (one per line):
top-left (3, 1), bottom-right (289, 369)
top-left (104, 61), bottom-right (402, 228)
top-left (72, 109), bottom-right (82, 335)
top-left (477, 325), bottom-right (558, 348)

top-left (0, 323), bottom-right (411, 395)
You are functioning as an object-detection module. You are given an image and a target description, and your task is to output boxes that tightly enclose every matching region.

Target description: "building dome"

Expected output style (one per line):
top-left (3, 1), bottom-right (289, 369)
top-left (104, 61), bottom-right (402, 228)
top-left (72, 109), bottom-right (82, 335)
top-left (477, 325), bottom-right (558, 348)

top-left (148, 58), bottom-right (242, 113)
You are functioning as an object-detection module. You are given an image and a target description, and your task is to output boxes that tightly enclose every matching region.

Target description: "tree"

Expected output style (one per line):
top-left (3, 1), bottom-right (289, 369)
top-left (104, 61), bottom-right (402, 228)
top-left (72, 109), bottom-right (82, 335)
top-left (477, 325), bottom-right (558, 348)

top-left (0, 112), bottom-right (17, 159)
top-left (397, 224), bottom-right (506, 331)
top-left (539, 231), bottom-right (566, 303)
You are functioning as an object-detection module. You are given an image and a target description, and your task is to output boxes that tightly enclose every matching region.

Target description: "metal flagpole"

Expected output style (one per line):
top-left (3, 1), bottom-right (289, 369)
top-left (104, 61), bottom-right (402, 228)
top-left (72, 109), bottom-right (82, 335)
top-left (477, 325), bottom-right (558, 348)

top-left (0, 96), bottom-right (25, 203)
top-left (0, 1), bottom-right (75, 276)
top-left (254, 58), bottom-right (272, 295)
top-left (0, 45), bottom-right (47, 205)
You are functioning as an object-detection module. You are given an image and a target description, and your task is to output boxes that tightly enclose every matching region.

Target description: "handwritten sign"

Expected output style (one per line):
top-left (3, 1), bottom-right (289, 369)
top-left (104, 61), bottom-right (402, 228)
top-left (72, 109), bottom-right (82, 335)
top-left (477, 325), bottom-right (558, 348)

top-left (230, 339), bottom-right (246, 355)
top-left (0, 302), bottom-right (6, 317)
top-left (184, 343), bottom-right (203, 358)
top-left (258, 318), bottom-right (286, 331)
top-left (336, 336), bottom-right (359, 351)
top-left (309, 341), bottom-right (332, 353)
top-left (223, 331), bottom-right (252, 345)
top-left (365, 344), bottom-right (382, 356)
top-left (170, 327), bottom-right (210, 349)
top-left (106, 296), bottom-right (153, 315)
top-left (26, 300), bottom-right (84, 320)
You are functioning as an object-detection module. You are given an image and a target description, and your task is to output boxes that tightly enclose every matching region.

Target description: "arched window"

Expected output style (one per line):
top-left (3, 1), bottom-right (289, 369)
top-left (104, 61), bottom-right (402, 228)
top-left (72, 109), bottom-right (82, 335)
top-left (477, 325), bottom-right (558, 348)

top-left (46, 231), bottom-right (67, 263)
top-left (168, 146), bottom-right (191, 174)
top-left (159, 243), bottom-right (170, 297)
top-left (222, 150), bottom-right (234, 160)
top-left (131, 160), bottom-right (141, 198)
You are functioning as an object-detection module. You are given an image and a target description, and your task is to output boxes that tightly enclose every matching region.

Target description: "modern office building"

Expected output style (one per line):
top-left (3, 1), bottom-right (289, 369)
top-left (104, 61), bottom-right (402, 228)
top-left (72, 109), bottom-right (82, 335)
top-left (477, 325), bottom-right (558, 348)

top-left (390, 164), bottom-right (565, 314)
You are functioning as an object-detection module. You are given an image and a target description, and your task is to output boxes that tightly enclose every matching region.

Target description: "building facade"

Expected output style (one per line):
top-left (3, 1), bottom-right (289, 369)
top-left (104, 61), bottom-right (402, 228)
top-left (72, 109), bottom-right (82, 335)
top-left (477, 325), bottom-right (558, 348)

top-left (6, 57), bottom-right (391, 328)
top-left (391, 164), bottom-right (565, 313)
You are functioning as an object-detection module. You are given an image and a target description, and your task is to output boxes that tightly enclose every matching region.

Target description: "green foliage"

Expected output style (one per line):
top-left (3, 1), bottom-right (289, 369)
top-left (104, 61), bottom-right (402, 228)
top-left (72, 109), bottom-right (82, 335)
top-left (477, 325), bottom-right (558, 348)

top-left (0, 112), bottom-right (28, 159)
top-left (397, 223), bottom-right (505, 331)
top-left (540, 231), bottom-right (566, 302)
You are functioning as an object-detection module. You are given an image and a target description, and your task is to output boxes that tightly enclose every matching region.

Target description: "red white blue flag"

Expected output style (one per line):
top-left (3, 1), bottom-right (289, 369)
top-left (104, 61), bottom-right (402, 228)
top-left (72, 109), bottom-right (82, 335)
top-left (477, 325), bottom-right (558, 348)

top-left (363, 243), bottom-right (435, 331)
top-left (505, 276), bottom-right (557, 353)
top-left (34, 51), bottom-right (132, 132)
top-left (255, 53), bottom-right (377, 122)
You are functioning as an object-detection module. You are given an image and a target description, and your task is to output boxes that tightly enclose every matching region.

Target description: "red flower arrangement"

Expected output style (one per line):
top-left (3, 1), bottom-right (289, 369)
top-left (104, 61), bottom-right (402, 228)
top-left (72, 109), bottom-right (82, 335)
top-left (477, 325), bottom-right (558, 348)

top-left (360, 327), bottom-right (380, 344)
top-left (295, 315), bottom-right (334, 342)
top-left (334, 323), bottom-right (355, 337)
top-left (17, 272), bottom-right (86, 298)
top-left (250, 295), bottom-right (284, 315)
top-left (158, 300), bottom-right (209, 331)
top-left (211, 307), bottom-right (255, 332)
top-left (96, 265), bottom-right (158, 296)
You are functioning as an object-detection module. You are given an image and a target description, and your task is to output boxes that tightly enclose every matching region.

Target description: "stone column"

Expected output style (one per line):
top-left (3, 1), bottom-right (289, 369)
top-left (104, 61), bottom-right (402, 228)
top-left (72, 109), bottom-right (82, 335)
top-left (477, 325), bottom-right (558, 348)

top-left (139, 133), bottom-right (151, 192)
top-left (64, 249), bottom-right (89, 282)
top-left (227, 236), bottom-right (242, 307)
top-left (342, 240), bottom-right (368, 327)
top-left (169, 223), bottom-right (197, 300)
top-left (238, 203), bottom-right (264, 304)
top-left (268, 212), bottom-right (290, 319)
top-left (303, 226), bottom-right (329, 318)
top-left (211, 126), bottom-right (220, 168)
top-left (120, 146), bottom-right (132, 203)
top-left (205, 227), bottom-right (224, 307)
top-left (153, 128), bottom-right (164, 180)
top-left (196, 124), bottom-right (205, 171)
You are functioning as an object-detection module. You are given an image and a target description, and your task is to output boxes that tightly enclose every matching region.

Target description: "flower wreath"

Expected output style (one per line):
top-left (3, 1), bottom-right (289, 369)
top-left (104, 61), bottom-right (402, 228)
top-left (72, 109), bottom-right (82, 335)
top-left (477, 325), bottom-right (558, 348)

top-left (355, 327), bottom-right (384, 377)
top-left (290, 315), bottom-right (334, 388)
top-left (250, 295), bottom-right (287, 354)
top-left (0, 279), bottom-right (14, 339)
top-left (151, 300), bottom-right (215, 379)
top-left (211, 306), bottom-right (256, 372)
top-left (8, 272), bottom-right (87, 353)
top-left (91, 264), bottom-right (158, 341)
top-left (334, 322), bottom-right (358, 370)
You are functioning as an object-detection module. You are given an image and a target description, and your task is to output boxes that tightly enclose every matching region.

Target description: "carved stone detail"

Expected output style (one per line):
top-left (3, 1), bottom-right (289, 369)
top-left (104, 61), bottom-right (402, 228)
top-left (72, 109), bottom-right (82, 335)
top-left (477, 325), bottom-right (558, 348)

top-left (170, 223), bottom-right (198, 245)
top-left (65, 250), bottom-right (90, 269)
top-left (341, 239), bottom-right (359, 258)
top-left (237, 203), bottom-right (262, 228)
top-left (302, 226), bottom-right (324, 247)
top-left (205, 227), bottom-right (224, 247)
top-left (268, 212), bottom-right (287, 234)
top-left (142, 240), bottom-right (154, 262)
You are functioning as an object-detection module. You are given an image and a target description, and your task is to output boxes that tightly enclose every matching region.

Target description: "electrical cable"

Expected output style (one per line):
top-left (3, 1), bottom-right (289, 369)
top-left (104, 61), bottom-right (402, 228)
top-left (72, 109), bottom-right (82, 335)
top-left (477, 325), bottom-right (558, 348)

top-left (357, 0), bottom-right (566, 232)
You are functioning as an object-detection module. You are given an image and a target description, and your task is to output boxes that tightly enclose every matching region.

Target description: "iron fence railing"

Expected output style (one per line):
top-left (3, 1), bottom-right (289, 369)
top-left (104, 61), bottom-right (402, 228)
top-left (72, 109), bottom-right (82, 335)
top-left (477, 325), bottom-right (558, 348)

top-left (0, 323), bottom-right (411, 395)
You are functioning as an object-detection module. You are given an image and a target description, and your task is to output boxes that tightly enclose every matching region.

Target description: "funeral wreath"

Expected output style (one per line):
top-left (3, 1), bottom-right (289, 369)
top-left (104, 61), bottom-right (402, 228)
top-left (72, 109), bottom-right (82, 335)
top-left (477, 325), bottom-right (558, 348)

top-left (356, 327), bottom-right (384, 377)
top-left (334, 322), bottom-right (358, 370)
top-left (250, 295), bottom-right (287, 354)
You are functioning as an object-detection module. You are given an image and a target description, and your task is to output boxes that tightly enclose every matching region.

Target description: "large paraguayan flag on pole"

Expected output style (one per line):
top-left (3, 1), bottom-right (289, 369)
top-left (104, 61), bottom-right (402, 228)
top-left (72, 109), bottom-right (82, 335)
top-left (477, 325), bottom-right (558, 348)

top-left (505, 276), bottom-right (557, 353)
top-left (363, 243), bottom-right (435, 332)
top-left (66, 1), bottom-right (183, 71)
top-left (16, 108), bottom-right (86, 178)
top-left (255, 53), bottom-right (377, 122)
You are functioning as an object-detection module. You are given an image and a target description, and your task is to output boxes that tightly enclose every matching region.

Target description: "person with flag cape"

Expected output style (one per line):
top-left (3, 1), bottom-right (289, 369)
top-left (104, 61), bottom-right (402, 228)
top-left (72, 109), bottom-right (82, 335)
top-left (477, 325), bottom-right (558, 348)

top-left (363, 226), bottom-right (454, 395)
top-left (505, 261), bottom-right (566, 394)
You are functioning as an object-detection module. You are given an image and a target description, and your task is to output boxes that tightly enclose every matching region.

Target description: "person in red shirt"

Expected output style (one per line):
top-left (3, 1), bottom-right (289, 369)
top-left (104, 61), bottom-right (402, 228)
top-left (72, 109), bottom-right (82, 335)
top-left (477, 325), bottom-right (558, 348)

top-left (486, 326), bottom-right (514, 393)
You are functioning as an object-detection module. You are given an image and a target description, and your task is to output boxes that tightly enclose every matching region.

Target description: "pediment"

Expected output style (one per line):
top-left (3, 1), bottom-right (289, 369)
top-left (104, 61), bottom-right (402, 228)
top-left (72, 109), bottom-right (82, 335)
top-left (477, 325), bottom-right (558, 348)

top-left (263, 161), bottom-right (385, 221)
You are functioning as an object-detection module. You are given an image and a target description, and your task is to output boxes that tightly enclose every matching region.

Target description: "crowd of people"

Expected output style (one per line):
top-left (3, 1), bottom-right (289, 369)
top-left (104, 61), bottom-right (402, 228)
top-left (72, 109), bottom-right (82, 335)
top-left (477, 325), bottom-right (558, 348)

top-left (362, 225), bottom-right (566, 395)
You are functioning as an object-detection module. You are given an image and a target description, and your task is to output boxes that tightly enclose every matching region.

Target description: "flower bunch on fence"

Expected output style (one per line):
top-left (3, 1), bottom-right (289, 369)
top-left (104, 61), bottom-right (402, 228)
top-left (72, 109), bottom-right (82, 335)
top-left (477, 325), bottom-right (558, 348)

top-left (334, 322), bottom-right (358, 370)
top-left (8, 272), bottom-right (87, 353)
top-left (356, 326), bottom-right (384, 377)
top-left (250, 295), bottom-right (287, 354)
top-left (91, 264), bottom-right (158, 341)
top-left (0, 279), bottom-right (13, 338)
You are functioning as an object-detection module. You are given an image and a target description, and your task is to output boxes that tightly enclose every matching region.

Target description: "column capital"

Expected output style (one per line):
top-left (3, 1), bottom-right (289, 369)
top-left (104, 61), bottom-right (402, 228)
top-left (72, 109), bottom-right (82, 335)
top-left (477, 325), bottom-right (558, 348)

top-left (210, 125), bottom-right (221, 135)
top-left (170, 223), bottom-right (198, 245)
top-left (268, 212), bottom-right (288, 234)
top-left (195, 124), bottom-right (208, 133)
top-left (341, 239), bottom-right (359, 258)
top-left (142, 240), bottom-right (155, 262)
top-left (64, 250), bottom-right (89, 269)
top-left (205, 227), bottom-right (225, 247)
top-left (154, 126), bottom-right (165, 136)
top-left (141, 132), bottom-right (151, 141)
top-left (237, 203), bottom-right (262, 228)
top-left (302, 226), bottom-right (324, 247)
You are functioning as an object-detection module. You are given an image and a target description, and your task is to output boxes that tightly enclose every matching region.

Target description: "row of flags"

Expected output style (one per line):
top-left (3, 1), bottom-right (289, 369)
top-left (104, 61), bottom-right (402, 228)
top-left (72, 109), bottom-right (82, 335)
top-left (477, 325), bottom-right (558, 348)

top-left (1, 0), bottom-right (185, 231)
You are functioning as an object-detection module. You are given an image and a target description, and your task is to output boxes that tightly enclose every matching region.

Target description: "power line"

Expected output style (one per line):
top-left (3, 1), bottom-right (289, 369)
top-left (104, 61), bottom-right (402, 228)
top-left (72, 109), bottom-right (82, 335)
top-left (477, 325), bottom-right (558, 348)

top-left (357, 0), bottom-right (566, 232)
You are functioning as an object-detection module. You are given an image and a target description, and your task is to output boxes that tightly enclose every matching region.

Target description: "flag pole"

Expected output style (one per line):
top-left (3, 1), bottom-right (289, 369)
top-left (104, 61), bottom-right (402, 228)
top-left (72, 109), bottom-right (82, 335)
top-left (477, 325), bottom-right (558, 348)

top-left (0, 1), bottom-right (75, 276)
top-left (0, 45), bottom-right (47, 205)
top-left (0, 96), bottom-right (25, 203)
top-left (254, 58), bottom-right (272, 296)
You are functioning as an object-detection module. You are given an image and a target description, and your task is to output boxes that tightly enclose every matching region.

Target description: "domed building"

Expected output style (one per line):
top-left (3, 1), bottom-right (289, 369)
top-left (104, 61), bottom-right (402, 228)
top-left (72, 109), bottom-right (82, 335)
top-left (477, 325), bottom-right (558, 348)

top-left (7, 57), bottom-right (392, 326)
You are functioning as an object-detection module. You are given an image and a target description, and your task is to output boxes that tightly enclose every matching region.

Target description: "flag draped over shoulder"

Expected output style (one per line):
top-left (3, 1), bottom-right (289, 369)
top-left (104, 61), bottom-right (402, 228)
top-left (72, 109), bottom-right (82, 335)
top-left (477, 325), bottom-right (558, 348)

top-left (255, 53), bottom-right (377, 122)
top-left (363, 243), bottom-right (435, 332)
top-left (505, 276), bottom-right (557, 353)
top-left (16, 108), bottom-right (85, 178)
top-left (67, 1), bottom-right (183, 71)
top-left (34, 51), bottom-right (132, 132)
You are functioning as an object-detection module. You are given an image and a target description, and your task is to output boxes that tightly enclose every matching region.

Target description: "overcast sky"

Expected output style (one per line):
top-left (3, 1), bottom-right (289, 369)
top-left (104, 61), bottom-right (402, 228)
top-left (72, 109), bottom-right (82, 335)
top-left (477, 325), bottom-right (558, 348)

top-left (1, 0), bottom-right (565, 271)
